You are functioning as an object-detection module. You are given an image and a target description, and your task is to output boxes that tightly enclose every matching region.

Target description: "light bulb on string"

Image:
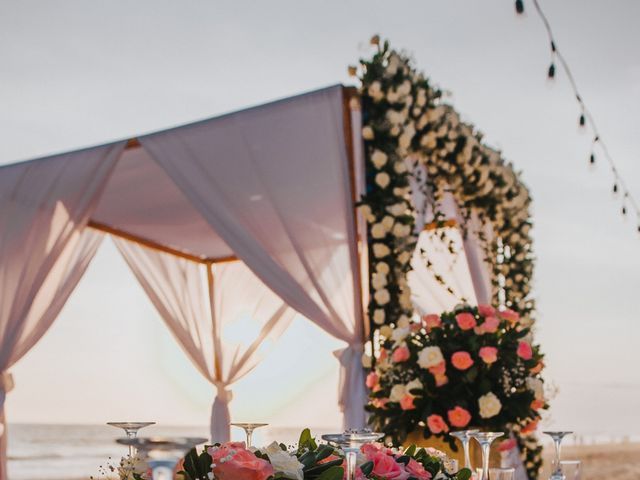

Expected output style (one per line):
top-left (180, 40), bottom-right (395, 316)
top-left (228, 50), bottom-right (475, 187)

top-left (613, 183), bottom-right (619, 195)
top-left (547, 62), bottom-right (556, 79)
top-left (515, 0), bottom-right (525, 14)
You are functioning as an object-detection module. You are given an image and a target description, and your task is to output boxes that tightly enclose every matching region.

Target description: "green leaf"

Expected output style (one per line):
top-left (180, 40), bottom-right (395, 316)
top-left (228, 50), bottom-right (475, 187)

top-left (403, 444), bottom-right (417, 457)
top-left (315, 466), bottom-right (345, 480)
top-left (456, 467), bottom-right (472, 480)
top-left (360, 460), bottom-right (374, 476)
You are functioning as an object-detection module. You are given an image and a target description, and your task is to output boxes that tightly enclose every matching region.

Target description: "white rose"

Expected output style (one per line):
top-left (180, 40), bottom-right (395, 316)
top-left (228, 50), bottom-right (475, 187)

top-left (368, 81), bottom-right (384, 102)
top-left (362, 353), bottom-right (372, 368)
top-left (397, 315), bottom-right (410, 328)
top-left (387, 203), bottom-right (406, 216)
top-left (372, 243), bottom-right (390, 258)
top-left (397, 80), bottom-right (412, 97)
top-left (397, 251), bottom-right (412, 264)
top-left (405, 378), bottom-right (423, 394)
top-left (399, 289), bottom-right (413, 310)
top-left (379, 325), bottom-right (392, 338)
top-left (374, 288), bottom-right (390, 306)
top-left (391, 326), bottom-right (410, 345)
top-left (376, 262), bottom-right (390, 275)
top-left (386, 53), bottom-right (402, 76)
top-left (371, 223), bottom-right (386, 239)
top-left (417, 346), bottom-right (444, 369)
top-left (371, 149), bottom-right (388, 169)
top-left (392, 223), bottom-right (411, 238)
top-left (527, 377), bottom-right (544, 401)
top-left (371, 272), bottom-right (387, 289)
top-left (373, 308), bottom-right (386, 325)
top-left (362, 126), bottom-right (375, 140)
top-left (359, 204), bottom-right (375, 223)
top-left (478, 392), bottom-right (502, 419)
top-left (394, 160), bottom-right (408, 174)
top-left (263, 442), bottom-right (305, 480)
top-left (416, 88), bottom-right (427, 107)
top-left (390, 125), bottom-right (400, 136)
top-left (375, 172), bottom-right (390, 188)
top-left (386, 89), bottom-right (400, 104)
top-left (420, 131), bottom-right (437, 149)
top-left (389, 384), bottom-right (407, 403)
top-left (386, 109), bottom-right (404, 126)
top-left (381, 215), bottom-right (395, 231)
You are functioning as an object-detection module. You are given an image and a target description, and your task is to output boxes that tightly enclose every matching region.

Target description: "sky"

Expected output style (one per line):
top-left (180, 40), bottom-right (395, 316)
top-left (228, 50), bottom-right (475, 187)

top-left (1, 0), bottom-right (640, 439)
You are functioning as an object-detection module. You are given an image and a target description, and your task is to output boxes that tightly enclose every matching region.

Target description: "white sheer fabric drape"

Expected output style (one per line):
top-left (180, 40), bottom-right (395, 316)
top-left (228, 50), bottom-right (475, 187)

top-left (0, 143), bottom-right (123, 480)
top-left (115, 239), bottom-right (295, 442)
top-left (139, 85), bottom-right (367, 428)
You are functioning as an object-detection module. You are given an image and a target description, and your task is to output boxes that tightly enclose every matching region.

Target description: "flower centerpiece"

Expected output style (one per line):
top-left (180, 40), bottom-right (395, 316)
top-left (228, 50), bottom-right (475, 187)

top-left (179, 429), bottom-right (470, 480)
top-left (364, 305), bottom-right (547, 455)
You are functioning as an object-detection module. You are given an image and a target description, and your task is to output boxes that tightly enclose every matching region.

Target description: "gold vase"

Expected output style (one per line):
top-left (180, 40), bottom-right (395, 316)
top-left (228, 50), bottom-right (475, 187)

top-left (403, 429), bottom-right (500, 470)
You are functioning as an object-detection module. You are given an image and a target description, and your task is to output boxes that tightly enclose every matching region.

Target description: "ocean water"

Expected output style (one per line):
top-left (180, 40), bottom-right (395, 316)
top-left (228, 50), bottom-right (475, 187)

top-left (7, 424), bottom-right (324, 480)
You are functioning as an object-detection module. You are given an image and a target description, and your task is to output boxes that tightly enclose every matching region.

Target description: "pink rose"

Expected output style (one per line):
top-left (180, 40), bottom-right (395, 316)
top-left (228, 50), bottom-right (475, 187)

top-left (499, 308), bottom-right (520, 324)
top-left (210, 443), bottom-right (274, 480)
top-left (478, 304), bottom-right (496, 317)
top-left (451, 351), bottom-right (474, 370)
top-left (478, 346), bottom-right (498, 364)
top-left (400, 394), bottom-right (416, 411)
top-left (368, 451), bottom-right (410, 479)
top-left (498, 438), bottom-right (517, 452)
top-left (405, 458), bottom-right (432, 480)
top-left (475, 316), bottom-right (499, 334)
top-left (517, 341), bottom-right (533, 360)
top-left (427, 414), bottom-right (449, 434)
top-left (366, 372), bottom-right (379, 389)
top-left (392, 346), bottom-right (410, 363)
top-left (456, 312), bottom-right (477, 330)
top-left (447, 406), bottom-right (472, 428)
top-left (422, 314), bottom-right (441, 330)
top-left (428, 360), bottom-right (446, 376)
top-left (361, 442), bottom-right (394, 457)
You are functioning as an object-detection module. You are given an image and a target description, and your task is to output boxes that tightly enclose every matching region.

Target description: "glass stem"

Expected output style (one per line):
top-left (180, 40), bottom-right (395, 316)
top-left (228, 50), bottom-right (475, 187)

top-left (345, 450), bottom-right (357, 480)
top-left (481, 441), bottom-right (490, 480)
top-left (553, 438), bottom-right (562, 474)
top-left (127, 431), bottom-right (136, 458)
top-left (152, 465), bottom-right (173, 480)
top-left (246, 428), bottom-right (254, 448)
top-left (463, 439), bottom-right (471, 470)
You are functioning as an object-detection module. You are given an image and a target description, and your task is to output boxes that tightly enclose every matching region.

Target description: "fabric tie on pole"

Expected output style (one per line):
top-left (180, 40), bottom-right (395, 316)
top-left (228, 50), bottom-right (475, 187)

top-left (0, 372), bottom-right (13, 438)
top-left (334, 343), bottom-right (367, 429)
top-left (211, 383), bottom-right (233, 443)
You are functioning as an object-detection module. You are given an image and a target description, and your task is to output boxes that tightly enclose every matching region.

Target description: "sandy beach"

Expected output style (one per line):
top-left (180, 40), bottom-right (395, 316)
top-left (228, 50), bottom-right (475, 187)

top-left (541, 442), bottom-right (640, 480)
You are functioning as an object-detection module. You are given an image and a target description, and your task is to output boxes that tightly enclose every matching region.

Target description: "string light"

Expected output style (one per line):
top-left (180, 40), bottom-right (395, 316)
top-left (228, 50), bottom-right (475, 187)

top-left (515, 0), bottom-right (640, 235)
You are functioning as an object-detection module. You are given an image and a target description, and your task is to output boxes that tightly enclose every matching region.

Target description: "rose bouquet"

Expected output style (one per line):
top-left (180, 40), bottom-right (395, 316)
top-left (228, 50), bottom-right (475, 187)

top-left (365, 305), bottom-right (547, 449)
top-left (177, 428), bottom-right (470, 480)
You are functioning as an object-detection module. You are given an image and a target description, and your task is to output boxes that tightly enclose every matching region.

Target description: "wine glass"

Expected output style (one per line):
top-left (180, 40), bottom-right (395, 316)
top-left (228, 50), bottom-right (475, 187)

top-left (450, 429), bottom-right (479, 471)
top-left (559, 460), bottom-right (581, 480)
top-left (489, 467), bottom-right (515, 480)
top-left (230, 423), bottom-right (268, 448)
top-left (469, 432), bottom-right (504, 480)
top-left (322, 429), bottom-right (383, 480)
top-left (543, 431), bottom-right (573, 480)
top-left (107, 422), bottom-right (155, 457)
top-left (117, 436), bottom-right (206, 480)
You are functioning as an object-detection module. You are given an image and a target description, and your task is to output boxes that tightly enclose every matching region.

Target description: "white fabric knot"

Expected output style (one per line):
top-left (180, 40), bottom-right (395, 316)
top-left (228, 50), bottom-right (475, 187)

top-left (0, 372), bottom-right (14, 395)
top-left (333, 343), bottom-right (367, 429)
top-left (214, 383), bottom-right (233, 404)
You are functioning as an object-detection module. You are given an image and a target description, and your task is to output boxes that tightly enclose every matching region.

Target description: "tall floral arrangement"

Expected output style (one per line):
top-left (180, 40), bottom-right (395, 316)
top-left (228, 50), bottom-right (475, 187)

top-left (355, 37), bottom-right (543, 478)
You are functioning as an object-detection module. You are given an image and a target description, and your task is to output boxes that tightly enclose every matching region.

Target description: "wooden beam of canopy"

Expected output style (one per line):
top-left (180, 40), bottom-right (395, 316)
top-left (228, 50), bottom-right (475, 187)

top-left (87, 220), bottom-right (239, 265)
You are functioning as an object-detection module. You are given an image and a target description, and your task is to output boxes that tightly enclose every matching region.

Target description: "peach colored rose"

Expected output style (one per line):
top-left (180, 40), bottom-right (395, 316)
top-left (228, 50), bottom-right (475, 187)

top-left (366, 372), bottom-right (379, 389)
top-left (499, 308), bottom-right (520, 324)
top-left (422, 314), bottom-right (441, 330)
top-left (405, 458), bottom-right (432, 480)
top-left (530, 361), bottom-right (544, 374)
top-left (456, 312), bottom-right (477, 330)
top-left (498, 438), bottom-right (517, 452)
top-left (531, 399), bottom-right (545, 410)
top-left (435, 374), bottom-right (448, 387)
top-left (392, 346), bottom-right (410, 363)
top-left (400, 394), bottom-right (416, 411)
top-left (521, 419), bottom-right (539, 434)
top-left (427, 414), bottom-right (449, 434)
top-left (447, 406), bottom-right (472, 428)
top-left (210, 443), bottom-right (274, 480)
top-left (372, 398), bottom-right (389, 409)
top-left (451, 351), bottom-right (474, 370)
top-left (428, 360), bottom-right (446, 376)
top-left (475, 316), bottom-right (499, 334)
top-left (479, 346), bottom-right (498, 364)
top-left (478, 304), bottom-right (496, 317)
top-left (367, 450), bottom-right (410, 479)
top-left (517, 341), bottom-right (533, 360)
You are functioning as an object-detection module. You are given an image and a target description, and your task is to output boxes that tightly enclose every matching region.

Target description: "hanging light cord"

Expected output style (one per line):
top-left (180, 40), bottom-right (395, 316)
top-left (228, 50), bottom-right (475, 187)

top-left (517, 0), bottom-right (640, 230)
